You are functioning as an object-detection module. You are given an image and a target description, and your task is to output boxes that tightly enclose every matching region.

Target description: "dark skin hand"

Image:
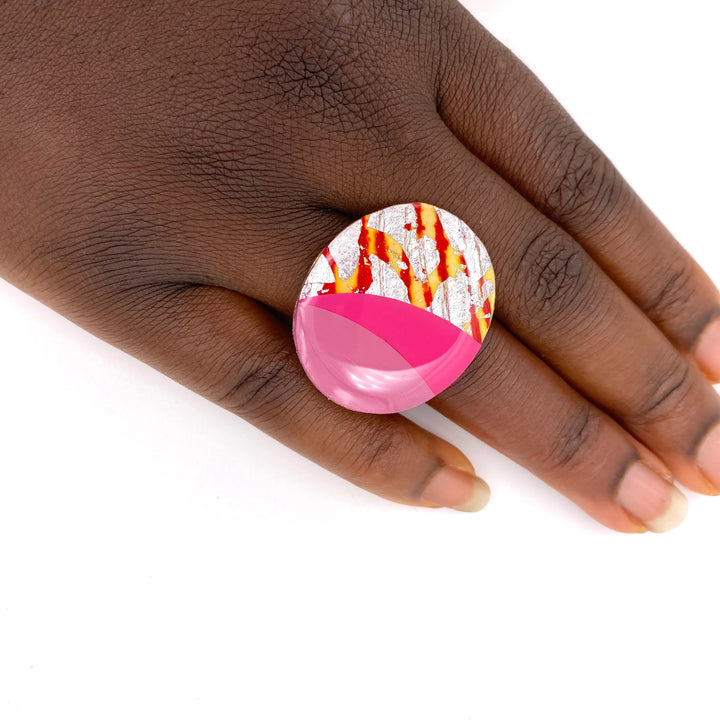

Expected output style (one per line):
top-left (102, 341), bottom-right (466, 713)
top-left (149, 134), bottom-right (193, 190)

top-left (2, 0), bottom-right (720, 533)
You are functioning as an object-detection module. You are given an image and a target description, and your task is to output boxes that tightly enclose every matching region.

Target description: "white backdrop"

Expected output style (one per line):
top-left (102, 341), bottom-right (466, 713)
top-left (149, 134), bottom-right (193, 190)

top-left (1, 1), bottom-right (718, 718)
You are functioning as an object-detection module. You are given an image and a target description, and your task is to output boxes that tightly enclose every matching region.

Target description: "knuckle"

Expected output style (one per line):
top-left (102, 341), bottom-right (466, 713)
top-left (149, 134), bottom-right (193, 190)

top-left (252, 4), bottom-right (383, 132)
top-left (542, 130), bottom-right (622, 228)
top-left (630, 354), bottom-right (694, 426)
top-left (217, 348), bottom-right (300, 423)
top-left (27, 200), bottom-right (182, 301)
top-left (514, 228), bottom-right (592, 319)
top-left (249, 0), bottom-right (443, 143)
top-left (344, 421), bottom-right (413, 490)
top-left (546, 405), bottom-right (599, 470)
top-left (643, 260), bottom-right (696, 324)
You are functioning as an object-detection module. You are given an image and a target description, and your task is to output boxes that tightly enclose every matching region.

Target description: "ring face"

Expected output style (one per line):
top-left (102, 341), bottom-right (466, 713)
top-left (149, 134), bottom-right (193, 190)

top-left (293, 203), bottom-right (495, 414)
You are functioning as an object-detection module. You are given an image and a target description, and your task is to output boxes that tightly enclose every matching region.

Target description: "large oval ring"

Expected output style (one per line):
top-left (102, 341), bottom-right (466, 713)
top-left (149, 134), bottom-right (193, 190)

top-left (292, 202), bottom-right (495, 414)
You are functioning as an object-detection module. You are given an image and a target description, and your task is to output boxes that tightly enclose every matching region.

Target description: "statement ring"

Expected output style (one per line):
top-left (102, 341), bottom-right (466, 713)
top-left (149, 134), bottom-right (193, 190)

top-left (292, 203), bottom-right (495, 414)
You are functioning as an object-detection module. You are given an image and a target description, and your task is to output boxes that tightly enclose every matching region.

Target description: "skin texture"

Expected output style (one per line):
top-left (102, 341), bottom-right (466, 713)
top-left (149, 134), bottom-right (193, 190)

top-left (1, 0), bottom-right (719, 532)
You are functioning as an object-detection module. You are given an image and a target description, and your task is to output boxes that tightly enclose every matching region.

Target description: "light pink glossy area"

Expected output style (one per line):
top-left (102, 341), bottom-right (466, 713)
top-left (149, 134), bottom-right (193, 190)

top-left (294, 303), bottom-right (432, 413)
top-left (293, 294), bottom-right (480, 414)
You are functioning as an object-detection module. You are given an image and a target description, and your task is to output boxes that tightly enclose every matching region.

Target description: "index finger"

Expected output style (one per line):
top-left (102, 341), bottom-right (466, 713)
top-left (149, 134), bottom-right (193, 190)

top-left (434, 3), bottom-right (720, 378)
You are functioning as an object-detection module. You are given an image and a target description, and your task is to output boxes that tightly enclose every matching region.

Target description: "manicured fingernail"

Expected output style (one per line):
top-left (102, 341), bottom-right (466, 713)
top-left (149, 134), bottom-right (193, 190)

top-left (695, 317), bottom-right (720, 381)
top-left (421, 466), bottom-right (490, 512)
top-left (616, 463), bottom-right (688, 533)
top-left (696, 422), bottom-right (720, 491)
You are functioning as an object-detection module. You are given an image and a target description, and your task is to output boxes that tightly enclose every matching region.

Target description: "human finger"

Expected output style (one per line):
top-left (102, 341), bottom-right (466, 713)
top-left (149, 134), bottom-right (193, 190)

top-left (435, 4), bottom-right (720, 377)
top-left (430, 322), bottom-right (687, 533)
top-left (103, 283), bottom-right (491, 512)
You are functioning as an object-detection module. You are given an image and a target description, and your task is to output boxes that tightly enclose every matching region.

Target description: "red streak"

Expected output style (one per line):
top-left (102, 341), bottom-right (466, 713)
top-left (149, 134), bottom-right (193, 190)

top-left (457, 248), bottom-right (481, 340)
top-left (319, 247), bottom-right (338, 294)
top-left (355, 216), bottom-right (374, 293)
top-left (375, 234), bottom-right (389, 264)
top-left (433, 214), bottom-right (450, 282)
top-left (413, 203), bottom-right (425, 239)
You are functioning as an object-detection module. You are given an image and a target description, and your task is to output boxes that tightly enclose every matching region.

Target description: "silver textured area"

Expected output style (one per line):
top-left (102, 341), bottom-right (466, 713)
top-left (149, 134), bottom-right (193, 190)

top-left (437, 207), bottom-right (492, 276)
top-left (329, 221), bottom-right (362, 279)
top-left (366, 205), bottom-right (412, 238)
top-left (435, 274), bottom-right (473, 330)
top-left (479, 277), bottom-right (495, 308)
top-left (405, 235), bottom-right (440, 281)
top-left (367, 254), bottom-right (408, 302)
top-left (299, 253), bottom-right (335, 300)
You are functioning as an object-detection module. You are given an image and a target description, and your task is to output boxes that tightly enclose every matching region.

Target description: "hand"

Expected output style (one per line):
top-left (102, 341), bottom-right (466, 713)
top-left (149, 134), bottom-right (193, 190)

top-left (2, 0), bottom-right (719, 533)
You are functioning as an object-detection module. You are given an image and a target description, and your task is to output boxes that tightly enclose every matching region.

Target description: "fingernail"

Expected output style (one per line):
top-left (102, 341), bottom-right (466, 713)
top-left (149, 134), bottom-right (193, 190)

top-left (696, 422), bottom-right (720, 491)
top-left (421, 466), bottom-right (490, 512)
top-left (616, 462), bottom-right (688, 533)
top-left (694, 317), bottom-right (720, 381)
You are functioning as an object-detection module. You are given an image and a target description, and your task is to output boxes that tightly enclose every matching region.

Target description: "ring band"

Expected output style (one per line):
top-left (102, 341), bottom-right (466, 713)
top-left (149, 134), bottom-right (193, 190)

top-left (292, 202), bottom-right (495, 414)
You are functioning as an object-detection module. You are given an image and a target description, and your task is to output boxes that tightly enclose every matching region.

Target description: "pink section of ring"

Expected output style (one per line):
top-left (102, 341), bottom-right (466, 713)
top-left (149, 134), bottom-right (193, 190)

top-left (293, 301), bottom-right (433, 414)
top-left (293, 294), bottom-right (480, 413)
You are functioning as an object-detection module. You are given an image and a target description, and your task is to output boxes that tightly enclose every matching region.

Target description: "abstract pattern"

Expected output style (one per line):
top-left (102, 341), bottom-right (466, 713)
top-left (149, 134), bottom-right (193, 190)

top-left (293, 203), bottom-right (495, 414)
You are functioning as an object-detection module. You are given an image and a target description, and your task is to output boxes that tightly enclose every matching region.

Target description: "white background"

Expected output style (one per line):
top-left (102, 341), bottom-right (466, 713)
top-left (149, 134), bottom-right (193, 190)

top-left (1, 1), bottom-right (719, 718)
